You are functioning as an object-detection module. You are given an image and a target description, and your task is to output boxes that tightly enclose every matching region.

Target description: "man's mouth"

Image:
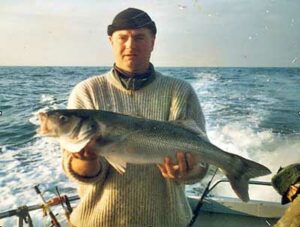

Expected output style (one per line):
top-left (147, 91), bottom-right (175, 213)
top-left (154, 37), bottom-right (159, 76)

top-left (124, 54), bottom-right (137, 57)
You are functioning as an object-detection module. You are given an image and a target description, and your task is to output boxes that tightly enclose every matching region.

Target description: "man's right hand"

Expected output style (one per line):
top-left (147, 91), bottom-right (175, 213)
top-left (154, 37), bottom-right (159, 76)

top-left (70, 138), bottom-right (101, 177)
top-left (71, 138), bottom-right (99, 160)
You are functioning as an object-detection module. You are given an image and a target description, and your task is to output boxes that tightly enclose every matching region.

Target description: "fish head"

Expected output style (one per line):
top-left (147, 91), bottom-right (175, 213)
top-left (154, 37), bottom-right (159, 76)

top-left (37, 110), bottom-right (96, 141)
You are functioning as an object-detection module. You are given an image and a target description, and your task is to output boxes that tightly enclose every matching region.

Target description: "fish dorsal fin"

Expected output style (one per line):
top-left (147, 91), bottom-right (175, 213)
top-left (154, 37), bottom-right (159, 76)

top-left (60, 138), bottom-right (91, 153)
top-left (170, 119), bottom-right (207, 138)
top-left (105, 156), bottom-right (127, 174)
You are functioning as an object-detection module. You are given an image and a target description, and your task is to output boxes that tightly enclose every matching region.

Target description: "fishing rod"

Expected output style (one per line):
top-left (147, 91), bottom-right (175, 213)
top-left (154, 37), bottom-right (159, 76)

top-left (54, 186), bottom-right (73, 220)
top-left (34, 185), bottom-right (61, 227)
top-left (187, 172), bottom-right (273, 227)
top-left (187, 168), bottom-right (219, 227)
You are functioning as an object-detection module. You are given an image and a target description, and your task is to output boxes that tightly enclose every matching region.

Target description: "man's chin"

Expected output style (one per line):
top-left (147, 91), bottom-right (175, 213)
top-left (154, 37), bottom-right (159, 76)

top-left (124, 65), bottom-right (142, 74)
top-left (117, 61), bottom-right (147, 74)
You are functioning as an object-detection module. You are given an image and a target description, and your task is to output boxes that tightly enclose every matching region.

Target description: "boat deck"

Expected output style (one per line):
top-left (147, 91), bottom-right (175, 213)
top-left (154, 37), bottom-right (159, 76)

top-left (189, 196), bottom-right (285, 226)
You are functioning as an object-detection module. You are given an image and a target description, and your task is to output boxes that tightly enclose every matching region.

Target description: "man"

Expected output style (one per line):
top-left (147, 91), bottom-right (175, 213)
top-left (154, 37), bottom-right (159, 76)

top-left (63, 8), bottom-right (208, 226)
top-left (272, 163), bottom-right (300, 227)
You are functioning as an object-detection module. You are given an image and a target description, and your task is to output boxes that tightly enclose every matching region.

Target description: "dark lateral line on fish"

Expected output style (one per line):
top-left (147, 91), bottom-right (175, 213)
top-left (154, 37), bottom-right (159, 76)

top-left (184, 152), bottom-right (190, 171)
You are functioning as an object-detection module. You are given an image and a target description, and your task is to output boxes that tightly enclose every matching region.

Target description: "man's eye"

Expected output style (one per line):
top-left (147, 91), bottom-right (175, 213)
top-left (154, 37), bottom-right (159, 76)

top-left (119, 36), bottom-right (127, 41)
top-left (135, 36), bottom-right (145, 40)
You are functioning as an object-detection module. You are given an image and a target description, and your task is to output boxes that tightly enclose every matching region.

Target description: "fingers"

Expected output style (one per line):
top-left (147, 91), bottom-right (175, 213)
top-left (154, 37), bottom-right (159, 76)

top-left (165, 157), bottom-right (176, 178)
top-left (71, 146), bottom-right (97, 161)
top-left (158, 152), bottom-right (197, 180)
top-left (177, 152), bottom-right (196, 174)
top-left (186, 152), bottom-right (195, 169)
top-left (71, 149), bottom-right (85, 159)
top-left (177, 152), bottom-right (187, 176)
top-left (71, 137), bottom-right (100, 160)
top-left (157, 157), bottom-right (178, 179)
top-left (157, 164), bottom-right (168, 178)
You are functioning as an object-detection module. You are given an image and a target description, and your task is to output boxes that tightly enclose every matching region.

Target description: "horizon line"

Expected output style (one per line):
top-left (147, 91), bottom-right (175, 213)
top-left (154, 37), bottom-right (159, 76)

top-left (0, 65), bottom-right (299, 68)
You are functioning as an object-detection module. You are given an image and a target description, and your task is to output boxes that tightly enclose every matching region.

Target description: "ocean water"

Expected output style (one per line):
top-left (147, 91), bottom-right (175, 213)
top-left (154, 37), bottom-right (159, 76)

top-left (0, 66), bottom-right (299, 226)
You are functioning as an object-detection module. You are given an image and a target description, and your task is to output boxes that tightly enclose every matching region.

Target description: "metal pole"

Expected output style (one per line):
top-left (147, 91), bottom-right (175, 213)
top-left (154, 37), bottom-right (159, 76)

top-left (33, 185), bottom-right (61, 227)
top-left (0, 195), bottom-right (79, 220)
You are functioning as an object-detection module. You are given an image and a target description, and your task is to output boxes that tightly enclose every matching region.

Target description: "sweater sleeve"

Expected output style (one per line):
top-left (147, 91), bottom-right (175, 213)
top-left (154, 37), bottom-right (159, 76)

top-left (172, 82), bottom-right (209, 185)
top-left (62, 148), bottom-right (109, 185)
top-left (186, 85), bottom-right (209, 141)
top-left (67, 81), bottom-right (95, 109)
top-left (62, 79), bottom-right (109, 185)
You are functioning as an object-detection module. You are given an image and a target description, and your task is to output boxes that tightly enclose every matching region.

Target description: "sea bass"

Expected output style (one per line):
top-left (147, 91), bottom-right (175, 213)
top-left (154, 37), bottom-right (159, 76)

top-left (37, 109), bottom-right (271, 202)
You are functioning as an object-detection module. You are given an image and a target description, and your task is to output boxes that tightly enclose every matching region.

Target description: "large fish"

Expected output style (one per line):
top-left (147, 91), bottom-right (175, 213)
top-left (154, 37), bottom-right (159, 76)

top-left (37, 109), bottom-right (271, 202)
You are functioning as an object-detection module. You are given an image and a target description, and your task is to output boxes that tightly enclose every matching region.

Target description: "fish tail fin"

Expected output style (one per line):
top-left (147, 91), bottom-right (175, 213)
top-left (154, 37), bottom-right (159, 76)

top-left (225, 156), bottom-right (271, 202)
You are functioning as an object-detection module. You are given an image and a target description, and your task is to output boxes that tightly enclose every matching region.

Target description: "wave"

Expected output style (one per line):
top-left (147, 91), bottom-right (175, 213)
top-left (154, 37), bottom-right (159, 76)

top-left (1, 66), bottom-right (299, 226)
top-left (0, 138), bottom-right (76, 212)
top-left (0, 139), bottom-right (76, 226)
top-left (186, 121), bottom-right (300, 202)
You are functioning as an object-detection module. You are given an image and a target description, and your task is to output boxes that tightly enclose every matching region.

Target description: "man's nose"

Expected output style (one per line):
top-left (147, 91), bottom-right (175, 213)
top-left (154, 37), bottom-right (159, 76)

top-left (125, 37), bottom-right (136, 49)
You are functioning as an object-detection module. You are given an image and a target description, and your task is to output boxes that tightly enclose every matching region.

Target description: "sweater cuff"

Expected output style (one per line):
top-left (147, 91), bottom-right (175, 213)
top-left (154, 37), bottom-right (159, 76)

top-left (63, 150), bottom-right (109, 185)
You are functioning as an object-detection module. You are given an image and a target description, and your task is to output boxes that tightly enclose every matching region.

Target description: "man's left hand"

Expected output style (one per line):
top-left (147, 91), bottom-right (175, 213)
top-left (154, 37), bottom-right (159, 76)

top-left (157, 152), bottom-right (195, 179)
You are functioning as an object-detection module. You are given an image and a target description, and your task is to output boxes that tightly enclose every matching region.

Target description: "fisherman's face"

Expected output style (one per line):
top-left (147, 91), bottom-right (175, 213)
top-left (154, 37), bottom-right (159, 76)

top-left (109, 28), bottom-right (155, 75)
top-left (287, 183), bottom-right (300, 202)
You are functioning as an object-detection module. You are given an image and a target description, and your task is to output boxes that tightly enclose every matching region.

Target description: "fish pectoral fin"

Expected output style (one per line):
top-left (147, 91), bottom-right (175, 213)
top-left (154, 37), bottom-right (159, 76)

top-left (105, 156), bottom-right (127, 174)
top-left (60, 138), bottom-right (91, 153)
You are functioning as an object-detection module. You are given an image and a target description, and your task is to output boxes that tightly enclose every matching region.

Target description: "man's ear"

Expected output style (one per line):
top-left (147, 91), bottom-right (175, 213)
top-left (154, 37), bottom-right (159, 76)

top-left (151, 36), bottom-right (156, 51)
top-left (108, 36), bottom-right (113, 45)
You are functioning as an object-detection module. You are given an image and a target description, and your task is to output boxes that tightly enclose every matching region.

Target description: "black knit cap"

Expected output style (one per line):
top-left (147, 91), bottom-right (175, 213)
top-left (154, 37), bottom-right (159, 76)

top-left (107, 8), bottom-right (157, 36)
top-left (271, 163), bottom-right (300, 204)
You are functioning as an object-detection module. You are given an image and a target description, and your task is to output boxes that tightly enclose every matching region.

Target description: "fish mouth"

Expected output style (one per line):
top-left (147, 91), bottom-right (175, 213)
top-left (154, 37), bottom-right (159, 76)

top-left (37, 112), bottom-right (52, 136)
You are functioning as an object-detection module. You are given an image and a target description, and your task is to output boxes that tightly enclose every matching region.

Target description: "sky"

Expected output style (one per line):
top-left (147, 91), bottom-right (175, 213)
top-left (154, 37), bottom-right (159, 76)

top-left (0, 0), bottom-right (299, 67)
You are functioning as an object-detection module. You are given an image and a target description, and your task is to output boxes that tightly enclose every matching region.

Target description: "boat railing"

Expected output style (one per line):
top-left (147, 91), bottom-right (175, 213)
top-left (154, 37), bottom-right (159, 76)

top-left (209, 178), bottom-right (272, 193)
top-left (0, 194), bottom-right (80, 227)
top-left (187, 179), bottom-right (284, 227)
top-left (0, 180), bottom-right (276, 227)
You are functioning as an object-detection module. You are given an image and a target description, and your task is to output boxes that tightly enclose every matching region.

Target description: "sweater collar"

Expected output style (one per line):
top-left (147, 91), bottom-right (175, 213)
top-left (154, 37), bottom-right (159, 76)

top-left (112, 63), bottom-right (155, 91)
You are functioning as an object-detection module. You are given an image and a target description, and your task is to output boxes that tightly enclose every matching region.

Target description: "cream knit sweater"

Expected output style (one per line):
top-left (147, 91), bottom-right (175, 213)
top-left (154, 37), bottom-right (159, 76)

top-left (62, 69), bottom-right (207, 227)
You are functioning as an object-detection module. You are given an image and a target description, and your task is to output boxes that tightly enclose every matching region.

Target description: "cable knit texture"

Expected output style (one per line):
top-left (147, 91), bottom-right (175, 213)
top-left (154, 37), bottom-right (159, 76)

top-left (62, 69), bottom-right (207, 227)
top-left (274, 196), bottom-right (300, 227)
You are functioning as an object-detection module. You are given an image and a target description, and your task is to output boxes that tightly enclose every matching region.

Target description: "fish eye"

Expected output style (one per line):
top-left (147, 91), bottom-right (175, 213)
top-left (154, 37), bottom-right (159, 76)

top-left (59, 115), bottom-right (69, 122)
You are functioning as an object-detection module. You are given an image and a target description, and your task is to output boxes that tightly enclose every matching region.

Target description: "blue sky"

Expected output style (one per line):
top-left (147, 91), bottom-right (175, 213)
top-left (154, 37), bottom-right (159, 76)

top-left (0, 0), bottom-right (299, 67)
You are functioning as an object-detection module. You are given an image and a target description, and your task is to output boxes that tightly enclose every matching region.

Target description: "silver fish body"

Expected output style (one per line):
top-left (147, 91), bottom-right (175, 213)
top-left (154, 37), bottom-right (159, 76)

top-left (37, 109), bottom-right (271, 202)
